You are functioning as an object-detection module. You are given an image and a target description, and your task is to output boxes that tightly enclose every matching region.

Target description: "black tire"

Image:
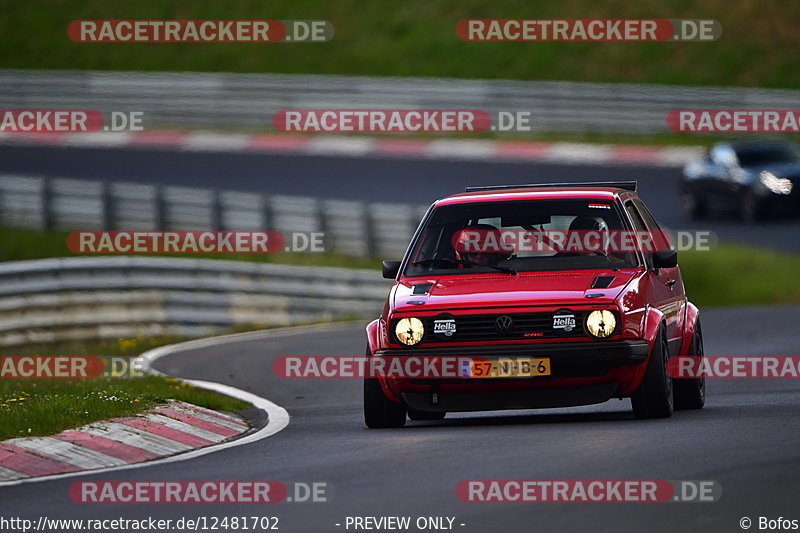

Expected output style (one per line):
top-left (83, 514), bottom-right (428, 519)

top-left (631, 326), bottom-right (673, 419)
top-left (364, 375), bottom-right (406, 429)
top-left (407, 407), bottom-right (446, 421)
top-left (674, 320), bottom-right (706, 410)
top-left (682, 190), bottom-right (707, 220)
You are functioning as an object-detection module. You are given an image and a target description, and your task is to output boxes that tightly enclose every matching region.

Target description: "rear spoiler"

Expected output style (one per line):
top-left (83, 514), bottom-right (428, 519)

top-left (464, 181), bottom-right (638, 193)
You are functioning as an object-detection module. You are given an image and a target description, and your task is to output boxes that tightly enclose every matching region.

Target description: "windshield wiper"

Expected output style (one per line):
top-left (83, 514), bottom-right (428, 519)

top-left (411, 258), bottom-right (516, 274)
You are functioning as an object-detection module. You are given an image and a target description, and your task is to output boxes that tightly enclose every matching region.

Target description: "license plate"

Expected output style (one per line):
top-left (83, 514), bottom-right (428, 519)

top-left (461, 357), bottom-right (551, 378)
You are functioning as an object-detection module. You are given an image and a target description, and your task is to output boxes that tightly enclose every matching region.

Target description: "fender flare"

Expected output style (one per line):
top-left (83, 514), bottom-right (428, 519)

top-left (365, 319), bottom-right (404, 403)
top-left (365, 319), bottom-right (382, 355)
top-left (642, 305), bottom-right (666, 346)
top-left (678, 301), bottom-right (701, 358)
top-left (619, 305), bottom-right (666, 395)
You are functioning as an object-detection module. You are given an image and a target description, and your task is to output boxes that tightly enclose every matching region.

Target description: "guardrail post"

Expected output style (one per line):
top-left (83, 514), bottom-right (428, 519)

top-left (316, 198), bottom-right (329, 252)
top-left (211, 190), bottom-right (223, 231)
top-left (363, 203), bottom-right (376, 258)
top-left (155, 185), bottom-right (167, 231)
top-left (41, 176), bottom-right (54, 231)
top-left (262, 194), bottom-right (273, 230)
top-left (101, 181), bottom-right (114, 230)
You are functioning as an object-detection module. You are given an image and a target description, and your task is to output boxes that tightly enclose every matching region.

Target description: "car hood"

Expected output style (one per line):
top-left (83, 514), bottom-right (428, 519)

top-left (392, 269), bottom-right (638, 312)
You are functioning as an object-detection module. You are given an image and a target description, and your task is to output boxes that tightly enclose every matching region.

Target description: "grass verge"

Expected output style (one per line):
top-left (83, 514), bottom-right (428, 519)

top-left (679, 244), bottom-right (800, 307)
top-left (1, 0), bottom-right (798, 89)
top-left (0, 375), bottom-right (250, 441)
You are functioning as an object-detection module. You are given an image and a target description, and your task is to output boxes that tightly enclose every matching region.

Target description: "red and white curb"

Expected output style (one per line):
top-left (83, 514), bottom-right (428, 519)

top-left (0, 326), bottom-right (300, 486)
top-left (0, 130), bottom-right (703, 167)
top-left (0, 401), bottom-right (248, 482)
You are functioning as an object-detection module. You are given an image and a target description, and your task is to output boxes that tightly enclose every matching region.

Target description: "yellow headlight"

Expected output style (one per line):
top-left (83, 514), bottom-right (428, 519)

top-left (586, 310), bottom-right (616, 338)
top-left (395, 317), bottom-right (425, 345)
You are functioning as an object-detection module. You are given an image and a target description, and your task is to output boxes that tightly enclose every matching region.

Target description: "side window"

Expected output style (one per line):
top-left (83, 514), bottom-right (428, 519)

top-left (633, 198), bottom-right (672, 252)
top-left (632, 199), bottom-right (660, 231)
top-left (624, 201), bottom-right (652, 267)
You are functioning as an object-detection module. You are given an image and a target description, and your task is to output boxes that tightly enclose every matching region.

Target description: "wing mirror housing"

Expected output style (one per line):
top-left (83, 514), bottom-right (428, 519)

top-left (652, 249), bottom-right (678, 269)
top-left (382, 260), bottom-right (402, 279)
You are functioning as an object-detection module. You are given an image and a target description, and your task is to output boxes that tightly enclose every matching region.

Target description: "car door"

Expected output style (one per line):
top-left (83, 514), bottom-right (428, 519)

top-left (624, 200), bottom-right (683, 351)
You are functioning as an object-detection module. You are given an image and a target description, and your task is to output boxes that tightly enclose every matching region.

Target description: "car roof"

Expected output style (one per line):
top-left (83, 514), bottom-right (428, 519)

top-left (435, 185), bottom-right (635, 206)
top-left (720, 138), bottom-right (799, 150)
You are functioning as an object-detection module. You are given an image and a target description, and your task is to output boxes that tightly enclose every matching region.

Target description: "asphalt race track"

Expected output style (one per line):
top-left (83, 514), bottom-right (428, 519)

top-left (1, 306), bottom-right (799, 532)
top-left (1, 143), bottom-right (800, 252)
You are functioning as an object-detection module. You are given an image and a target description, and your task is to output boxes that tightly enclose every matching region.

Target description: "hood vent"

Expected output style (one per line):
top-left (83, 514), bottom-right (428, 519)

top-left (412, 283), bottom-right (433, 295)
top-left (590, 276), bottom-right (615, 289)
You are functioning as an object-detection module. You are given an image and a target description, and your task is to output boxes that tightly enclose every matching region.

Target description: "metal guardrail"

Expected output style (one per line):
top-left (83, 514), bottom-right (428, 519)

top-left (0, 174), bottom-right (428, 258)
top-left (3, 69), bottom-right (800, 133)
top-left (0, 256), bottom-right (390, 347)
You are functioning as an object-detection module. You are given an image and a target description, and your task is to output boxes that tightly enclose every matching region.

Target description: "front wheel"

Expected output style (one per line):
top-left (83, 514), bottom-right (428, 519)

top-left (674, 320), bottom-right (706, 410)
top-left (631, 326), bottom-right (673, 419)
top-left (364, 376), bottom-right (407, 428)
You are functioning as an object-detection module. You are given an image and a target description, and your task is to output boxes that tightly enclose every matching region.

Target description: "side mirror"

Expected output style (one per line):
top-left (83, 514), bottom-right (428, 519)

top-left (382, 260), bottom-right (402, 279)
top-left (652, 249), bottom-right (678, 269)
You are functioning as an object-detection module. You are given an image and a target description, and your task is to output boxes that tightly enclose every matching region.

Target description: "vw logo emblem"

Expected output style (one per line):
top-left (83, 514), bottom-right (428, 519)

top-left (495, 315), bottom-right (514, 332)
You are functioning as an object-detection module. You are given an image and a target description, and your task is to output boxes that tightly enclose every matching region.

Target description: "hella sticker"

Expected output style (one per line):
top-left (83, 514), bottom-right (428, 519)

top-left (433, 318), bottom-right (457, 337)
top-left (553, 312), bottom-right (576, 332)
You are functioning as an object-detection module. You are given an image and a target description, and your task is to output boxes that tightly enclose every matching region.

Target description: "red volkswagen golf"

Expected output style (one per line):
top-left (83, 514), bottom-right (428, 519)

top-left (364, 182), bottom-right (705, 428)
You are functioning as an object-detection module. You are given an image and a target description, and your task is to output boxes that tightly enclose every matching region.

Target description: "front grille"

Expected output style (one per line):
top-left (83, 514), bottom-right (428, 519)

top-left (393, 311), bottom-right (597, 344)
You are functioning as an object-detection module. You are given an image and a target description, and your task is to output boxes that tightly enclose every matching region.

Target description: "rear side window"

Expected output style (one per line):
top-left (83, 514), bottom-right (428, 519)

top-left (632, 198), bottom-right (672, 252)
top-left (632, 199), bottom-right (661, 231)
top-left (624, 201), bottom-right (652, 267)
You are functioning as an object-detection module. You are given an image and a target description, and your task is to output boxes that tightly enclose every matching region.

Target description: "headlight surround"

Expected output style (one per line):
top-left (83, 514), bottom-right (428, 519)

top-left (394, 317), bottom-right (425, 346)
top-left (585, 310), bottom-right (617, 339)
top-left (759, 171), bottom-right (793, 195)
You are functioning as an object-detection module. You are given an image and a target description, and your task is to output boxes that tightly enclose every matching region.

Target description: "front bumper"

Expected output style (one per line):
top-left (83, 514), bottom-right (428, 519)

top-left (375, 340), bottom-right (649, 412)
top-left (375, 340), bottom-right (649, 381)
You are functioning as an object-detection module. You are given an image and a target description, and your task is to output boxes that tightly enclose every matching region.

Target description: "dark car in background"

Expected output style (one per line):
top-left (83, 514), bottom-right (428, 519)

top-left (681, 139), bottom-right (800, 223)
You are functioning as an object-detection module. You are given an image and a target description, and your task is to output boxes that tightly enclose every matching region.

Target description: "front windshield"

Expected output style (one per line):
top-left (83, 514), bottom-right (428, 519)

top-left (404, 198), bottom-right (641, 277)
top-left (734, 143), bottom-right (800, 167)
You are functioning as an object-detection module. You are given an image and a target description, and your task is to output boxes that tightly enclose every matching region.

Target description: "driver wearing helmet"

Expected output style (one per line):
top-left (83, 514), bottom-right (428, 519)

top-left (556, 216), bottom-right (609, 256)
top-left (453, 224), bottom-right (513, 267)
